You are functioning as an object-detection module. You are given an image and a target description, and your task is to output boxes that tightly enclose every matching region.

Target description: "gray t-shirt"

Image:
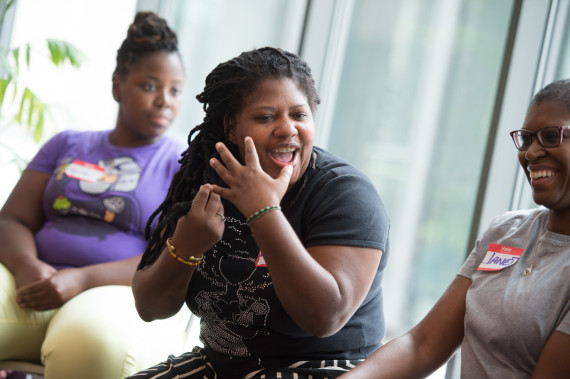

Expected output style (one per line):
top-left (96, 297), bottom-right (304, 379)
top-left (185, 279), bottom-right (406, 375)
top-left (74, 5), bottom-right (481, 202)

top-left (458, 207), bottom-right (570, 378)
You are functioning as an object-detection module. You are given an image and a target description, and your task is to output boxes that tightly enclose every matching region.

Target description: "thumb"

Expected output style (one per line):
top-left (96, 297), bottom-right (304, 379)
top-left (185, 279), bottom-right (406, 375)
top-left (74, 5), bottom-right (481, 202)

top-left (278, 165), bottom-right (294, 185)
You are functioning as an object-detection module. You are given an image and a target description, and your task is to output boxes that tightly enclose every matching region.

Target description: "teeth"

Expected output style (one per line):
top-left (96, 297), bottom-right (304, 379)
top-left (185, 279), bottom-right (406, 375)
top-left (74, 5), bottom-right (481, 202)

top-left (273, 147), bottom-right (296, 153)
top-left (530, 170), bottom-right (555, 179)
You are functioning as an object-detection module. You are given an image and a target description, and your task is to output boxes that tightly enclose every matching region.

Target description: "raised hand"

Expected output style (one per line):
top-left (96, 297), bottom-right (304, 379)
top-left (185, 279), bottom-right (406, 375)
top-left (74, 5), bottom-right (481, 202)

top-left (209, 137), bottom-right (293, 217)
top-left (170, 184), bottom-right (225, 257)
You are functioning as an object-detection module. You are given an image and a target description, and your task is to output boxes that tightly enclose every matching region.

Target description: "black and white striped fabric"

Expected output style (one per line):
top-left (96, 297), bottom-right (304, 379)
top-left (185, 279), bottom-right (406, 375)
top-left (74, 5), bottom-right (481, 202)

top-left (126, 347), bottom-right (362, 379)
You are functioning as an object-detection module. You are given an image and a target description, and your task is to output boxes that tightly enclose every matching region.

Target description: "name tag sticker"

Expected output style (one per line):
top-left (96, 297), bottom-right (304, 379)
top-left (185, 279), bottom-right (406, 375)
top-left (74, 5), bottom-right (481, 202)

top-left (256, 251), bottom-right (267, 267)
top-left (477, 243), bottom-right (524, 271)
top-left (65, 159), bottom-right (105, 183)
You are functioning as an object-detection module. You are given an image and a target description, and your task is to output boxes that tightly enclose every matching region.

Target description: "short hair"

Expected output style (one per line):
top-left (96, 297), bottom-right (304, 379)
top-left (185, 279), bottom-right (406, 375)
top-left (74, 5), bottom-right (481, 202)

top-left (530, 78), bottom-right (570, 115)
top-left (113, 11), bottom-right (179, 78)
top-left (139, 47), bottom-right (320, 269)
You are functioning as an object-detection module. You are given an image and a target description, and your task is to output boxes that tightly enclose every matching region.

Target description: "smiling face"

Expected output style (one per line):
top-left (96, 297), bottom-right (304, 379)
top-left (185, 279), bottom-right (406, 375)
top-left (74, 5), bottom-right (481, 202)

top-left (227, 77), bottom-right (315, 187)
top-left (113, 51), bottom-right (184, 146)
top-left (519, 100), bottom-right (570, 212)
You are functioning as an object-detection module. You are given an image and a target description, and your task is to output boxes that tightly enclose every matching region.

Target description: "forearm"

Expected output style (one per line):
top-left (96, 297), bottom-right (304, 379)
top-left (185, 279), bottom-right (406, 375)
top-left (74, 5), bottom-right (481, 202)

top-left (132, 246), bottom-right (195, 321)
top-left (342, 277), bottom-right (469, 378)
top-left (340, 333), bottom-right (438, 379)
top-left (78, 254), bottom-right (142, 289)
top-left (0, 219), bottom-right (41, 272)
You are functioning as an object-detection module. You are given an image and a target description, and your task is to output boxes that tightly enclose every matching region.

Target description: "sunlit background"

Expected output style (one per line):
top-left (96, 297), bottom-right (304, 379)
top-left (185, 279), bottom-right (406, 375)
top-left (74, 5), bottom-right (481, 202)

top-left (2, 0), bottom-right (569, 377)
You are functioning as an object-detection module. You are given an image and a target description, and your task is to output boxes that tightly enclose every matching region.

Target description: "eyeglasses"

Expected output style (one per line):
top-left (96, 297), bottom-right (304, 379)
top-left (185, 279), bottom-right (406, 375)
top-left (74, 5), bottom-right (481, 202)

top-left (509, 126), bottom-right (569, 151)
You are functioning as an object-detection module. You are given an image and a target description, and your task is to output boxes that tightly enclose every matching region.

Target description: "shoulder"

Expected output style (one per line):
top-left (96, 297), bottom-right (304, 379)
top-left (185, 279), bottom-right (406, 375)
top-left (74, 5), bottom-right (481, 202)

top-left (312, 146), bottom-right (363, 175)
top-left (486, 207), bottom-right (547, 231)
top-left (310, 147), bottom-right (376, 188)
top-left (45, 129), bottom-right (110, 148)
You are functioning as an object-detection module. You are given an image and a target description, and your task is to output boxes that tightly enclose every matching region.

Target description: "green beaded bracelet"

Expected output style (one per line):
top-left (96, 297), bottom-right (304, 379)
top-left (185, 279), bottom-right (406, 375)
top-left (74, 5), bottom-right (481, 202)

top-left (246, 205), bottom-right (281, 227)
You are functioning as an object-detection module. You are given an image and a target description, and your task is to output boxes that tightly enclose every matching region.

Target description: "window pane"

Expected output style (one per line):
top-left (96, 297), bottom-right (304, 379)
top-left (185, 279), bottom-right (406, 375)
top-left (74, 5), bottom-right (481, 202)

top-left (325, 0), bottom-right (514, 336)
top-left (168, 0), bottom-right (307, 142)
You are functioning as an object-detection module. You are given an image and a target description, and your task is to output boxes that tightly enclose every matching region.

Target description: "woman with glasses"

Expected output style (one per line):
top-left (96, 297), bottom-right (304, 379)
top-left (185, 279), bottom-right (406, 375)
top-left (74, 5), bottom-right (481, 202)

top-left (340, 79), bottom-right (570, 378)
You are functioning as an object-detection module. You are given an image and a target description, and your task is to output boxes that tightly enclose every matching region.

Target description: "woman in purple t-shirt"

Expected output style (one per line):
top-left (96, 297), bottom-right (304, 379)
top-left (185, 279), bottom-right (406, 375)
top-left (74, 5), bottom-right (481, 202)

top-left (0, 12), bottom-right (187, 379)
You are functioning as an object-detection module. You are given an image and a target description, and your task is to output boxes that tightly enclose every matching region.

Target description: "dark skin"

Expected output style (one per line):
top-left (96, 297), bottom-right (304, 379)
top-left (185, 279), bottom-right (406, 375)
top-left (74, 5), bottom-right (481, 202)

top-left (132, 78), bottom-right (383, 337)
top-left (0, 50), bottom-right (184, 312)
top-left (339, 100), bottom-right (570, 379)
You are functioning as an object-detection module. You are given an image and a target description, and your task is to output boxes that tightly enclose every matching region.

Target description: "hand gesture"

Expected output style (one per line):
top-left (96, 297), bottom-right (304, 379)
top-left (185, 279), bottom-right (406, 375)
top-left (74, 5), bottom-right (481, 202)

top-left (209, 137), bottom-right (293, 216)
top-left (16, 268), bottom-right (84, 311)
top-left (170, 184), bottom-right (225, 258)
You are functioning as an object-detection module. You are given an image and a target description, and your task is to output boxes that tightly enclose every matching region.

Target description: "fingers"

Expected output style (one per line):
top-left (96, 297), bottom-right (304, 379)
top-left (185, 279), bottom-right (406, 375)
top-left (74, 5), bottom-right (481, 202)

top-left (190, 184), bottom-right (223, 221)
top-left (191, 184), bottom-right (213, 211)
top-left (210, 138), bottom-right (261, 183)
top-left (243, 136), bottom-right (261, 167)
top-left (16, 283), bottom-right (50, 309)
top-left (278, 165), bottom-right (294, 187)
top-left (215, 141), bottom-right (244, 172)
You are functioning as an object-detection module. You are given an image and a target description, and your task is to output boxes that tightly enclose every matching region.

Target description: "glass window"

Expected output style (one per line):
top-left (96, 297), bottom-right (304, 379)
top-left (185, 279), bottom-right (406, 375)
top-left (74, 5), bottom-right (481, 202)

top-left (0, 0), bottom-right (137, 205)
top-left (167, 0), bottom-right (308, 142)
top-left (323, 0), bottom-right (515, 337)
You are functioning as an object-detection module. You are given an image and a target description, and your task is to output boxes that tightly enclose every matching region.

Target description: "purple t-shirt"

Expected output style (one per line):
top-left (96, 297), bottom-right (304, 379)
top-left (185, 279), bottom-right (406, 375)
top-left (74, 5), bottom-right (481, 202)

top-left (27, 130), bottom-right (184, 269)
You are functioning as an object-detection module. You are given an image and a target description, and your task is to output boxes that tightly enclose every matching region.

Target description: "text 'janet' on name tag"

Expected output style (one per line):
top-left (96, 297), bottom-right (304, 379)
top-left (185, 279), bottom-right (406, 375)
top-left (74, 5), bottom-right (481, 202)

top-left (477, 243), bottom-right (524, 271)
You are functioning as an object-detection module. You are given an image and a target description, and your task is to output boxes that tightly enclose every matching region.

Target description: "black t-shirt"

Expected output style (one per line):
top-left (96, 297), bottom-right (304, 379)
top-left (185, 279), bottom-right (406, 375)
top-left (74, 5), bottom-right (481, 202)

top-left (186, 147), bottom-right (390, 378)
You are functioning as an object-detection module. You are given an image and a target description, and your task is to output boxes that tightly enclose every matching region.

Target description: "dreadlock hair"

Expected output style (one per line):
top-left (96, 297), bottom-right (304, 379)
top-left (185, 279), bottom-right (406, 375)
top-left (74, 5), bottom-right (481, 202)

top-left (138, 47), bottom-right (320, 269)
top-left (113, 11), bottom-right (180, 79)
top-left (530, 78), bottom-right (570, 115)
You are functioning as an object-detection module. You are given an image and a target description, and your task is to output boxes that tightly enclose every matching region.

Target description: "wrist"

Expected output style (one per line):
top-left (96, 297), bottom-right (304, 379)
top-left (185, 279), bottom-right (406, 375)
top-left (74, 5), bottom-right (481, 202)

top-left (246, 204), bottom-right (282, 227)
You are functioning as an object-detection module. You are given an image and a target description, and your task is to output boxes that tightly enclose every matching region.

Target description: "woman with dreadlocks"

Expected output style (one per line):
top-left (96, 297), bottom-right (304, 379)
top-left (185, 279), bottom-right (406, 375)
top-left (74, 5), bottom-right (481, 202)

top-left (129, 47), bottom-right (390, 379)
top-left (0, 12), bottom-right (188, 379)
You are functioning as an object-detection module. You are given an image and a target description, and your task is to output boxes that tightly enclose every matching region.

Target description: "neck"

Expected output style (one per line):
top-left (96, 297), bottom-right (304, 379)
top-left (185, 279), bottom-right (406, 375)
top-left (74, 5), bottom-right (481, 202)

top-left (109, 129), bottom-right (159, 148)
top-left (547, 209), bottom-right (570, 235)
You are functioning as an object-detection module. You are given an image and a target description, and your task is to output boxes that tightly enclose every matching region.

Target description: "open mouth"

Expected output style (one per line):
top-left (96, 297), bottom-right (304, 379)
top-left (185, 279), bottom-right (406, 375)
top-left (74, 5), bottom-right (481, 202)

top-left (529, 170), bottom-right (556, 180)
top-left (270, 146), bottom-right (298, 165)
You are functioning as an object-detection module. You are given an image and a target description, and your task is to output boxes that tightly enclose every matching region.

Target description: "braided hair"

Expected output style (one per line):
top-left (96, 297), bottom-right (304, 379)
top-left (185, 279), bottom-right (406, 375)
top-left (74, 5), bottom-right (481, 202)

top-left (113, 11), bottom-right (180, 79)
top-left (138, 47), bottom-right (320, 269)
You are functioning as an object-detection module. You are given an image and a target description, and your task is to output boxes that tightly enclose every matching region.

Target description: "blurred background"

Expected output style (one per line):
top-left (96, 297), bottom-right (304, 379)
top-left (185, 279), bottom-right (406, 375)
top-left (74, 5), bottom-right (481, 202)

top-left (1, 0), bottom-right (569, 377)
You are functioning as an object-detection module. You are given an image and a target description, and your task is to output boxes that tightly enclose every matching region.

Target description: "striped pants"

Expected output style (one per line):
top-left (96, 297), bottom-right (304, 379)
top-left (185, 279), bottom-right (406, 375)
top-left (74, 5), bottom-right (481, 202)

top-left (126, 347), bottom-right (362, 379)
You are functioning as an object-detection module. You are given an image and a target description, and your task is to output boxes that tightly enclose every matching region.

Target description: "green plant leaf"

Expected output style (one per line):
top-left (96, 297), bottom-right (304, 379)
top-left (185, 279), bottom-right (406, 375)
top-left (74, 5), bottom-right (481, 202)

top-left (27, 91), bottom-right (36, 128)
top-left (16, 87), bottom-right (32, 124)
top-left (47, 39), bottom-right (84, 68)
top-left (65, 43), bottom-right (85, 68)
top-left (34, 102), bottom-right (44, 143)
top-left (11, 47), bottom-right (19, 76)
top-left (0, 76), bottom-right (11, 107)
top-left (26, 43), bottom-right (31, 68)
top-left (10, 78), bottom-right (17, 103)
top-left (47, 40), bottom-right (63, 66)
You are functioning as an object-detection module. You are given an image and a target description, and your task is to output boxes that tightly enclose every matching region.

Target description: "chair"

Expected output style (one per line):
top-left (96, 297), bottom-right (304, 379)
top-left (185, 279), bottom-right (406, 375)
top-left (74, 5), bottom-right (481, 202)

top-left (0, 360), bottom-right (44, 378)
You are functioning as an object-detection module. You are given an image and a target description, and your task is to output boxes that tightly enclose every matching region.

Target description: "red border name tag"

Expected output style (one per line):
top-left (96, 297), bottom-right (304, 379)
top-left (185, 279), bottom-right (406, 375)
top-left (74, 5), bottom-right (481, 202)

top-left (477, 243), bottom-right (524, 271)
top-left (65, 159), bottom-right (104, 183)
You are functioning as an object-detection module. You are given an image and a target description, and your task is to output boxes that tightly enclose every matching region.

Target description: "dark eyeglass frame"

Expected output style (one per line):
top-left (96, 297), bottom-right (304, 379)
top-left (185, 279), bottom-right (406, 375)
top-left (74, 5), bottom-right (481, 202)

top-left (509, 126), bottom-right (569, 151)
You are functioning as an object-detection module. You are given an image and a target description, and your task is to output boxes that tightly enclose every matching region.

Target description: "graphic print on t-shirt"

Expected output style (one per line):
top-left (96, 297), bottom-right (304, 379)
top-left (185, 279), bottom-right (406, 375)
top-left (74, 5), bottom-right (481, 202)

top-left (189, 214), bottom-right (272, 359)
top-left (48, 156), bottom-right (143, 236)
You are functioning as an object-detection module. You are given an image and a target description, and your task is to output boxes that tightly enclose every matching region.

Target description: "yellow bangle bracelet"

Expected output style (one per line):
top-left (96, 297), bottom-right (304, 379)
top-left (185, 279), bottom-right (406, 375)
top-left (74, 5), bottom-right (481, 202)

top-left (166, 238), bottom-right (203, 267)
